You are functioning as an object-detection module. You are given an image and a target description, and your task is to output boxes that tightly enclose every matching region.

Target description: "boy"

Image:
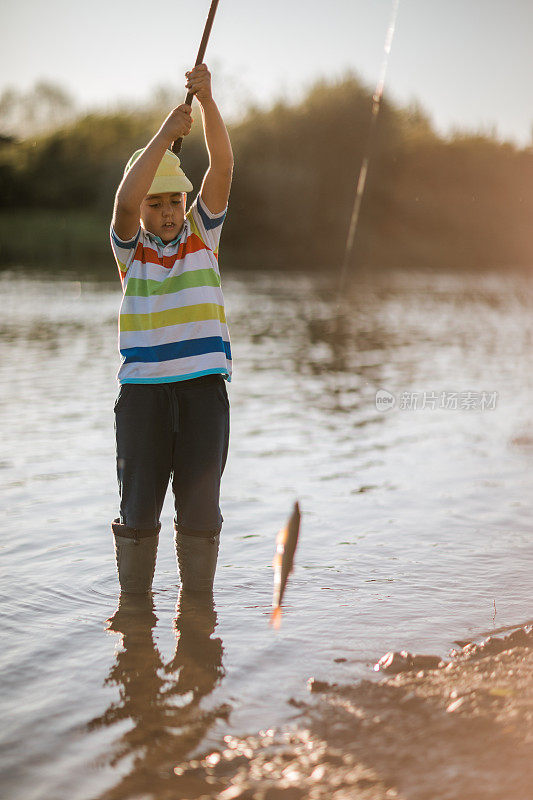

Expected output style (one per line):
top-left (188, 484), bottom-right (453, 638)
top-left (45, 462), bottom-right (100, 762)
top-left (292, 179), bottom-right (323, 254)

top-left (109, 64), bottom-right (233, 595)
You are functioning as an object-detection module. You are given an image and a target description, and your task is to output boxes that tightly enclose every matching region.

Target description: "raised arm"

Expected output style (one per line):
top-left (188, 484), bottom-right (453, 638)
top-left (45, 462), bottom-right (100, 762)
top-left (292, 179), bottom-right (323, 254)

top-left (186, 64), bottom-right (234, 214)
top-left (112, 105), bottom-right (193, 241)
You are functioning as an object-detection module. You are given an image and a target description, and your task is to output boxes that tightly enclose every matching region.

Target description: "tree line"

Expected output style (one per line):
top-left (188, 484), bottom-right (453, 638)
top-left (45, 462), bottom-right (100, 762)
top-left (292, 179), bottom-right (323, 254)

top-left (1, 74), bottom-right (532, 271)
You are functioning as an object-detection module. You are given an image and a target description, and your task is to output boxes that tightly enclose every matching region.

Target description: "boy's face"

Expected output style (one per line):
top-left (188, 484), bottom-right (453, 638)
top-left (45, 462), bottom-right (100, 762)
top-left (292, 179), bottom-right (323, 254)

top-left (140, 192), bottom-right (186, 242)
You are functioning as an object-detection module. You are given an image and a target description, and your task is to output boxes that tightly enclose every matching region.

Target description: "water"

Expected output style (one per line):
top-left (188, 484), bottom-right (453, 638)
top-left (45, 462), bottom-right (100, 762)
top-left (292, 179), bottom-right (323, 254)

top-left (2, 266), bottom-right (533, 799)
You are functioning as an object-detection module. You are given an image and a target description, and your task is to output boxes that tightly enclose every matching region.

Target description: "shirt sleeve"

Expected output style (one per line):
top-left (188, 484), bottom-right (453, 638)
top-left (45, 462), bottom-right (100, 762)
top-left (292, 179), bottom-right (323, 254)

top-left (187, 193), bottom-right (227, 255)
top-left (109, 224), bottom-right (140, 285)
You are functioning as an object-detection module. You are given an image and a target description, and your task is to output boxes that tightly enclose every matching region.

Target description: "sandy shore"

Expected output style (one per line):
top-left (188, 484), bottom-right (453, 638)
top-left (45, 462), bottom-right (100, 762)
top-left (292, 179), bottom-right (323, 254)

top-left (168, 625), bottom-right (533, 800)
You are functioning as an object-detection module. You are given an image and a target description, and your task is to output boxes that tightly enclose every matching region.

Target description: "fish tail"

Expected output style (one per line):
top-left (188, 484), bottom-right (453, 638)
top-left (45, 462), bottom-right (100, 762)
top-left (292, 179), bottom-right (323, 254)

top-left (270, 606), bottom-right (282, 629)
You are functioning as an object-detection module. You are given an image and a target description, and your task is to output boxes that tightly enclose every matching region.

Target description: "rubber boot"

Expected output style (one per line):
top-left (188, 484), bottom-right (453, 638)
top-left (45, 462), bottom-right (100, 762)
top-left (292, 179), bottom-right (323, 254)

top-left (112, 519), bottom-right (159, 594)
top-left (174, 528), bottom-right (220, 592)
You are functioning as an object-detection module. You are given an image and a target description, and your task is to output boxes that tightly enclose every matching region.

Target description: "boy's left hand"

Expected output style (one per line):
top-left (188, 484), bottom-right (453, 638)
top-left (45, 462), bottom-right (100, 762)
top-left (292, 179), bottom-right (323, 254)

top-left (185, 63), bottom-right (213, 104)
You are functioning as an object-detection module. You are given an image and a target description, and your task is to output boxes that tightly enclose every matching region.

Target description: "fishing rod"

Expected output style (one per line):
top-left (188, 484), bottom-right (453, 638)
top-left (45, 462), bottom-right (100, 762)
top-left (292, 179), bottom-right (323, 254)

top-left (171, 0), bottom-right (221, 155)
top-left (336, 0), bottom-right (400, 303)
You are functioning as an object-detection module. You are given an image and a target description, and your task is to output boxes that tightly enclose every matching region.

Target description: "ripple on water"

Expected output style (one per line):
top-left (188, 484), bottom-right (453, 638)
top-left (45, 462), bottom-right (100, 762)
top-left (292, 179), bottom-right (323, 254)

top-left (2, 269), bottom-right (533, 799)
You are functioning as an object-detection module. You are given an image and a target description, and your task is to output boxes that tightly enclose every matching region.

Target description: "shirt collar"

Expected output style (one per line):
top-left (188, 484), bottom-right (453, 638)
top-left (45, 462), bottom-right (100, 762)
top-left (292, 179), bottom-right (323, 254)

top-left (144, 226), bottom-right (185, 248)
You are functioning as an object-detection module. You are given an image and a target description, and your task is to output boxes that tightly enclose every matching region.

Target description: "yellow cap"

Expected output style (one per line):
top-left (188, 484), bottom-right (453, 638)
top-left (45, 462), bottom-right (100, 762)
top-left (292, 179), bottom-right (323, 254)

top-left (125, 148), bottom-right (193, 194)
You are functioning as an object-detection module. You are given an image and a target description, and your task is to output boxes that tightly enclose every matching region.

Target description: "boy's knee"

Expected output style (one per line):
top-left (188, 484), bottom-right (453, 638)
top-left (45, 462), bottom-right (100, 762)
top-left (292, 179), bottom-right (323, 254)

top-left (112, 518), bottom-right (161, 539)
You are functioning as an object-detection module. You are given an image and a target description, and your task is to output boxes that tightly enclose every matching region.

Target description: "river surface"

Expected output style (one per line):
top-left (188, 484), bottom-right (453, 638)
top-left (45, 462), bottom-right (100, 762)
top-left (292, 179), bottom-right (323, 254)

top-left (2, 266), bottom-right (533, 799)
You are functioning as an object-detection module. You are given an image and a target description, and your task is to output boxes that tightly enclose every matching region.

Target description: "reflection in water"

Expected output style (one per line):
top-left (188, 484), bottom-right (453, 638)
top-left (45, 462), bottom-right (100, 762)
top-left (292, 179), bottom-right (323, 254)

top-left (89, 591), bottom-right (227, 799)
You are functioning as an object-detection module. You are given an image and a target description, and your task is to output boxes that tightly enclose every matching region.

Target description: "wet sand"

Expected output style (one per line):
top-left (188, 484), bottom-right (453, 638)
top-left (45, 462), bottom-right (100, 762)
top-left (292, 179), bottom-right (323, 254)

top-left (168, 625), bottom-right (533, 800)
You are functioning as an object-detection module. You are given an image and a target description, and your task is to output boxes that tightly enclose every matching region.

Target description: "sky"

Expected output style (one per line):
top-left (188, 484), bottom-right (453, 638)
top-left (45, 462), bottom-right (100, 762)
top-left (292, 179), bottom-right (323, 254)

top-left (1, 0), bottom-right (532, 144)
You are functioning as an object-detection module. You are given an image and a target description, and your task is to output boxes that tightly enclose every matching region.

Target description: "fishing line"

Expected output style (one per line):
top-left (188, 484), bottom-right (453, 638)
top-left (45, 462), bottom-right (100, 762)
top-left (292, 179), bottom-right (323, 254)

top-left (336, 0), bottom-right (400, 304)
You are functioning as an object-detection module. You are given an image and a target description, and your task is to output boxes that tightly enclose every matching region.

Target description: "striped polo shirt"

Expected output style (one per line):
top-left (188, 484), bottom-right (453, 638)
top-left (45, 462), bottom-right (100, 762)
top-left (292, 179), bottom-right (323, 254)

top-left (110, 193), bottom-right (232, 384)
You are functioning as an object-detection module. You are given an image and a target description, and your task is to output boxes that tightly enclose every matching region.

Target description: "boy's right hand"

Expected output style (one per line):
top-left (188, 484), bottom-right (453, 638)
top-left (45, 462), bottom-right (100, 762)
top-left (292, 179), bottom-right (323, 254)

top-left (160, 104), bottom-right (193, 142)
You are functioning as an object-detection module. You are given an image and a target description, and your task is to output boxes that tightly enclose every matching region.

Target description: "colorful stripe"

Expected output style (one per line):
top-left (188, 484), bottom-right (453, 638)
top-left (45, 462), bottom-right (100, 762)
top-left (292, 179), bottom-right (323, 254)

top-left (134, 232), bottom-right (207, 270)
top-left (121, 336), bottom-right (232, 364)
top-left (121, 367), bottom-right (231, 384)
top-left (111, 228), bottom-right (139, 249)
top-left (125, 268), bottom-right (220, 297)
top-left (119, 302), bottom-right (226, 332)
top-left (197, 200), bottom-right (227, 230)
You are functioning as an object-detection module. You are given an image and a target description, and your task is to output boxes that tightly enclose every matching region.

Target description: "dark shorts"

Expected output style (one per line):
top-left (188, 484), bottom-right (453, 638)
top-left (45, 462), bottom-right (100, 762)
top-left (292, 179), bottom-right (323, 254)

top-left (114, 374), bottom-right (230, 536)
